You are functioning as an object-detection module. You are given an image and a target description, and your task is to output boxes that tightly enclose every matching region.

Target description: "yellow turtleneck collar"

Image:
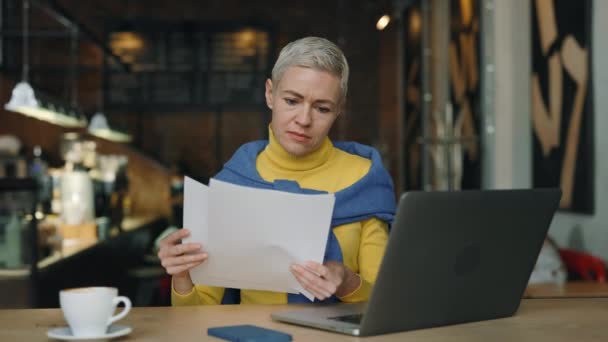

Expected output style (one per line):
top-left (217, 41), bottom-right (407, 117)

top-left (262, 127), bottom-right (334, 172)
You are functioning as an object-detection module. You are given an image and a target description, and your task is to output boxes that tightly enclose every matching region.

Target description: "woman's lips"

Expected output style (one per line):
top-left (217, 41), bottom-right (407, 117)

top-left (287, 131), bottom-right (311, 142)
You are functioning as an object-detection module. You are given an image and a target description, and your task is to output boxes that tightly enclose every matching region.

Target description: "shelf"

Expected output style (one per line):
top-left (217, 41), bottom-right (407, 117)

top-left (0, 178), bottom-right (38, 192)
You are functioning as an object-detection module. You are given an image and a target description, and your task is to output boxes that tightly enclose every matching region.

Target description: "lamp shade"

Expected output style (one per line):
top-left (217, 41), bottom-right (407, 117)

top-left (4, 81), bottom-right (39, 111)
top-left (4, 82), bottom-right (87, 128)
top-left (88, 112), bottom-right (132, 143)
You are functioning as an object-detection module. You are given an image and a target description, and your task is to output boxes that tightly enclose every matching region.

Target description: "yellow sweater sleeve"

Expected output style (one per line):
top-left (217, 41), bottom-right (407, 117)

top-left (336, 217), bottom-right (389, 303)
top-left (171, 282), bottom-right (225, 306)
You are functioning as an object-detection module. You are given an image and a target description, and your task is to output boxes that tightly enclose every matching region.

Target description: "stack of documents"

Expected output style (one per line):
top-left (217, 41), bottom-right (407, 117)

top-left (183, 177), bottom-right (335, 300)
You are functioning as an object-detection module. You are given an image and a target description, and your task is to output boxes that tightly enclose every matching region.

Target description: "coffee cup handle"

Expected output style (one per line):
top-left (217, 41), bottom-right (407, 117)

top-left (108, 296), bottom-right (132, 325)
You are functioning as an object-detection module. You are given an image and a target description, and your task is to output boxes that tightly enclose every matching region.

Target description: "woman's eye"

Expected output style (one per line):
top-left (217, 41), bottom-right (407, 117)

top-left (317, 107), bottom-right (331, 114)
top-left (285, 98), bottom-right (297, 106)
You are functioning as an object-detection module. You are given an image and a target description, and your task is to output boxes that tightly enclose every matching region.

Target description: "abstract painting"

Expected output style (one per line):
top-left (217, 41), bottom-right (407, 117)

top-left (531, 0), bottom-right (594, 213)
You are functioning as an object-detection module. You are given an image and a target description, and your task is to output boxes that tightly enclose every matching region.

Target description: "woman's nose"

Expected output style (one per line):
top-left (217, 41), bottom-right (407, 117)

top-left (295, 106), bottom-right (313, 126)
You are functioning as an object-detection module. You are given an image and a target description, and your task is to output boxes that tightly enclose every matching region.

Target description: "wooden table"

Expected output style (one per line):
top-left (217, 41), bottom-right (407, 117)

top-left (1, 299), bottom-right (608, 341)
top-left (524, 282), bottom-right (608, 298)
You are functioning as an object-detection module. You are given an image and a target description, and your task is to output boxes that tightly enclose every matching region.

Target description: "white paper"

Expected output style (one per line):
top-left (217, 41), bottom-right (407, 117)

top-left (182, 177), bottom-right (209, 282)
top-left (183, 177), bottom-right (335, 301)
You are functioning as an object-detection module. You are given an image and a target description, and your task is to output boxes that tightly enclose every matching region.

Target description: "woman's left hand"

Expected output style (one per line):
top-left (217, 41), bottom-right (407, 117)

top-left (290, 261), bottom-right (358, 300)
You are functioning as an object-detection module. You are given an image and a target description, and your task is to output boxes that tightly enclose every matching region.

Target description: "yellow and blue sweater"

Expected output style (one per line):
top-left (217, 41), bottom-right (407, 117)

top-left (172, 130), bottom-right (395, 305)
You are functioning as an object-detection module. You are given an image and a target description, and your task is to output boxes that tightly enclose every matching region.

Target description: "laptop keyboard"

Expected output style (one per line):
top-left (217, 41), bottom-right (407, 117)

top-left (328, 313), bottom-right (363, 325)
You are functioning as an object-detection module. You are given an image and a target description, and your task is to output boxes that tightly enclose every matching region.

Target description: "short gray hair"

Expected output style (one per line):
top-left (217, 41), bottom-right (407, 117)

top-left (271, 36), bottom-right (349, 106)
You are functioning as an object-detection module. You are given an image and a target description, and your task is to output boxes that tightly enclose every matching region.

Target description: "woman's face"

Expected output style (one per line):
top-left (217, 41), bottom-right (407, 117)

top-left (265, 66), bottom-right (341, 157)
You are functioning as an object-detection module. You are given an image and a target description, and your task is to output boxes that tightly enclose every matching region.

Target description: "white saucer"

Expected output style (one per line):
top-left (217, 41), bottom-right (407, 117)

top-left (47, 325), bottom-right (132, 340)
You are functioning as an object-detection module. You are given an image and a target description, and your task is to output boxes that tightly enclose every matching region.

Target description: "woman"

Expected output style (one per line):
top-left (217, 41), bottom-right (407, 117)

top-left (158, 36), bottom-right (396, 305)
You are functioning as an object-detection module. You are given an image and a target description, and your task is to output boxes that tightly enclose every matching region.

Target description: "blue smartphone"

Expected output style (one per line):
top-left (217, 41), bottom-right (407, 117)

top-left (207, 324), bottom-right (292, 342)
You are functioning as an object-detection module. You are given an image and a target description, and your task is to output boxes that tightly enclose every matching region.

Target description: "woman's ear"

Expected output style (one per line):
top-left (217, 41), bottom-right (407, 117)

top-left (265, 79), bottom-right (274, 109)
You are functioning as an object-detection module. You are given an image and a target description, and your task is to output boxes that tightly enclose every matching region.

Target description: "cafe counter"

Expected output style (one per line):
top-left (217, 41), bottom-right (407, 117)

top-left (0, 215), bottom-right (168, 308)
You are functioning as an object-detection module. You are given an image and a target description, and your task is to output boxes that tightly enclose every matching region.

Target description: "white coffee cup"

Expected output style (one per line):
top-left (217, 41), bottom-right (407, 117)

top-left (59, 287), bottom-right (131, 337)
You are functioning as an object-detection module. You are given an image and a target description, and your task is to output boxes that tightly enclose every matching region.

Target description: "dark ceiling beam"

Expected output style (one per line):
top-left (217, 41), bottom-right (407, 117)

top-left (30, 0), bottom-right (131, 72)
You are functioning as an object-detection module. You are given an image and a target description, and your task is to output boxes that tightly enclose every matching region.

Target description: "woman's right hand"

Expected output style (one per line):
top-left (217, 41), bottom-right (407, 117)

top-left (157, 229), bottom-right (208, 294)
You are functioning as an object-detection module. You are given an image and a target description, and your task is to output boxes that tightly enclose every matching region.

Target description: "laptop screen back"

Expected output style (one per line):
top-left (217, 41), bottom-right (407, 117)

top-left (359, 189), bottom-right (561, 336)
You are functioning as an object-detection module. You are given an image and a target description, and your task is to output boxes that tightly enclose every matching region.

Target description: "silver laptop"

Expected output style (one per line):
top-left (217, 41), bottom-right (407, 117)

top-left (272, 188), bottom-right (561, 336)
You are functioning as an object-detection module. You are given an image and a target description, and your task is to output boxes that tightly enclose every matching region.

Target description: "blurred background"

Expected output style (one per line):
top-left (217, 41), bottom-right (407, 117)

top-left (0, 0), bottom-right (606, 308)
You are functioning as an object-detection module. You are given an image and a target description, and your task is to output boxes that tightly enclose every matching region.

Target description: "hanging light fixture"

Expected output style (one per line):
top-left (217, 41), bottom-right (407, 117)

top-left (88, 112), bottom-right (132, 143)
top-left (376, 14), bottom-right (391, 30)
top-left (4, 0), bottom-right (86, 128)
top-left (375, 0), bottom-right (416, 31)
top-left (86, 47), bottom-right (132, 143)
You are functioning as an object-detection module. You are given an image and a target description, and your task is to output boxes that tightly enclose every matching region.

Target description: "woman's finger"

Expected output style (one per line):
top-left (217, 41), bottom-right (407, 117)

top-left (161, 252), bottom-right (208, 268)
top-left (159, 229), bottom-right (190, 248)
top-left (166, 260), bottom-right (205, 275)
top-left (158, 242), bottom-right (201, 258)
top-left (291, 265), bottom-right (333, 298)
top-left (171, 242), bottom-right (202, 256)
top-left (297, 264), bottom-right (338, 294)
top-left (303, 261), bottom-right (329, 278)
top-left (293, 264), bottom-right (331, 290)
top-left (306, 261), bottom-right (345, 285)
top-left (291, 270), bottom-right (330, 300)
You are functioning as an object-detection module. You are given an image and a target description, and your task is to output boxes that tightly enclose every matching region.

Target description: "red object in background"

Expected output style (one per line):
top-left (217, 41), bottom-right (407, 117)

top-left (160, 275), bottom-right (172, 304)
top-left (559, 248), bottom-right (607, 283)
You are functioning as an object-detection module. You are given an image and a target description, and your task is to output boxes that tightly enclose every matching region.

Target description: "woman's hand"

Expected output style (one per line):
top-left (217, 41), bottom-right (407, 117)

top-left (290, 261), bottom-right (361, 300)
top-left (157, 229), bottom-right (208, 294)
